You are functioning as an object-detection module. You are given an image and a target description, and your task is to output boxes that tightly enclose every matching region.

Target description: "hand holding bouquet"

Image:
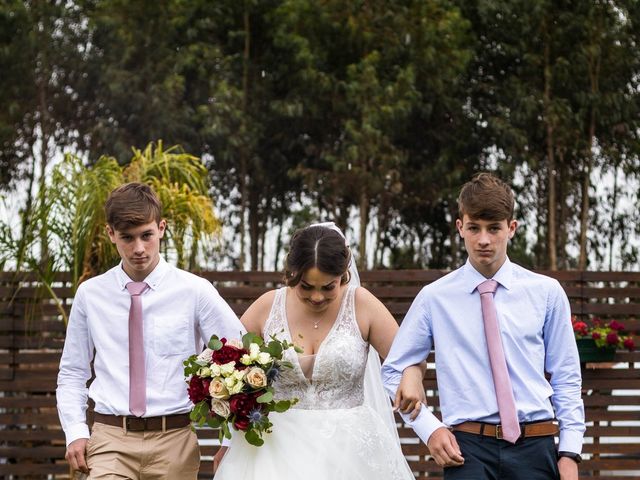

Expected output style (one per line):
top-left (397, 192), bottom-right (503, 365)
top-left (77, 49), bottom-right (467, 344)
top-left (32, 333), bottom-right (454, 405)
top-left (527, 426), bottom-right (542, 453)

top-left (184, 332), bottom-right (299, 446)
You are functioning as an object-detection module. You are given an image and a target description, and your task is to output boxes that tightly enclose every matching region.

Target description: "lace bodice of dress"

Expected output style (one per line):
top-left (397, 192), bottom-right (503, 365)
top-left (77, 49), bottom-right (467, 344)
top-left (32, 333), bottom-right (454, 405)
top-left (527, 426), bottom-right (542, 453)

top-left (263, 285), bottom-right (369, 410)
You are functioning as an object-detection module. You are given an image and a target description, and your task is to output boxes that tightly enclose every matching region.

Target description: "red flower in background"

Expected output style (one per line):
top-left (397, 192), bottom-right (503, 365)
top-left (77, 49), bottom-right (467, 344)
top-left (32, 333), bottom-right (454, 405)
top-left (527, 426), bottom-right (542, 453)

top-left (624, 338), bottom-right (636, 351)
top-left (609, 320), bottom-right (625, 331)
top-left (605, 332), bottom-right (619, 346)
top-left (572, 316), bottom-right (635, 351)
top-left (572, 321), bottom-right (589, 336)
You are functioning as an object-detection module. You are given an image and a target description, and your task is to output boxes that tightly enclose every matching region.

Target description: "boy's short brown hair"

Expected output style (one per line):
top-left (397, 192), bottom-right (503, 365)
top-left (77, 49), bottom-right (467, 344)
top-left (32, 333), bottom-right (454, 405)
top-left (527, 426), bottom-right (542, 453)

top-left (457, 172), bottom-right (514, 221)
top-left (105, 183), bottom-right (162, 231)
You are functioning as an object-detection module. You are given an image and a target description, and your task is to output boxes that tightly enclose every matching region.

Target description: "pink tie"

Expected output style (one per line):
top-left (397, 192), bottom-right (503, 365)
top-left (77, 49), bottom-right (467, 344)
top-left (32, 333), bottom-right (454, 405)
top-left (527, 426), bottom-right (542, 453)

top-left (126, 281), bottom-right (149, 417)
top-left (477, 279), bottom-right (521, 443)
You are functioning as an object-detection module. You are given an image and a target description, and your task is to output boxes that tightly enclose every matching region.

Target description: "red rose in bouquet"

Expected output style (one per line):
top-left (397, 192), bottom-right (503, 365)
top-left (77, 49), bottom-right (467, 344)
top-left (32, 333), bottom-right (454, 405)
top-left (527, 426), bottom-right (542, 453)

top-left (233, 417), bottom-right (251, 431)
top-left (211, 338), bottom-right (247, 367)
top-left (229, 392), bottom-right (260, 417)
top-left (187, 376), bottom-right (211, 404)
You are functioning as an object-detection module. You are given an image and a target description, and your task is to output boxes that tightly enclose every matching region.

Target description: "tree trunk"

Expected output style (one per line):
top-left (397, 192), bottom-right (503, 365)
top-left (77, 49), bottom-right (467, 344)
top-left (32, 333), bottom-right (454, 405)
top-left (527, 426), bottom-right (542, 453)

top-left (358, 189), bottom-right (369, 270)
top-left (249, 188), bottom-right (259, 270)
top-left (535, 169), bottom-right (546, 269)
top-left (579, 44), bottom-right (601, 270)
top-left (449, 199), bottom-right (458, 269)
top-left (274, 213), bottom-right (284, 271)
top-left (37, 54), bottom-right (51, 265)
top-left (374, 197), bottom-right (390, 268)
top-left (259, 217), bottom-right (266, 271)
top-left (238, 8), bottom-right (251, 270)
top-left (578, 133), bottom-right (594, 270)
top-left (608, 162), bottom-right (619, 271)
top-left (557, 153), bottom-right (569, 269)
top-left (543, 31), bottom-right (557, 270)
top-left (16, 156), bottom-right (37, 271)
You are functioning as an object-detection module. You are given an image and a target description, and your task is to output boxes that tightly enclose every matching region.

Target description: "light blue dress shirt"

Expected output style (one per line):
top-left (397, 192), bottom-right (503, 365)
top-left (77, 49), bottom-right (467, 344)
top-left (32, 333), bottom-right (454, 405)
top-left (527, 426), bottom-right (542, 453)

top-left (381, 258), bottom-right (585, 454)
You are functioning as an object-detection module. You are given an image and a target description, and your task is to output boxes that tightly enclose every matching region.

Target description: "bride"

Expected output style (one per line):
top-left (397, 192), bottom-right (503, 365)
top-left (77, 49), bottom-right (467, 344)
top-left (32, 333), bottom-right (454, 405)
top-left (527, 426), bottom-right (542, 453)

top-left (214, 223), bottom-right (424, 479)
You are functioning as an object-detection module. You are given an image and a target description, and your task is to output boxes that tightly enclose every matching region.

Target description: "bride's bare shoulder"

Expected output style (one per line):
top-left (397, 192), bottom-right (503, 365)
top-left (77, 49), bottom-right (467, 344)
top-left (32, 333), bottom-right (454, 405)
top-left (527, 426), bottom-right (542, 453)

top-left (240, 289), bottom-right (278, 331)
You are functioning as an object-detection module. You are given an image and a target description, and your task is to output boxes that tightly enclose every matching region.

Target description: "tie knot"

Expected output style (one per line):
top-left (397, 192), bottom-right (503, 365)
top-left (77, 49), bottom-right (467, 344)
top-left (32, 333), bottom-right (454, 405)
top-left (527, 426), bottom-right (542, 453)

top-left (477, 279), bottom-right (498, 295)
top-left (126, 282), bottom-right (148, 296)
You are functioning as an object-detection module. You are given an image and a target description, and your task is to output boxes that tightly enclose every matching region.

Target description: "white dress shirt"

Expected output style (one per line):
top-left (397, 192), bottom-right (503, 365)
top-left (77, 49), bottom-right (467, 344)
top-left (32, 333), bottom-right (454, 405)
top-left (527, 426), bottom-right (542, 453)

top-left (381, 258), bottom-right (585, 454)
top-left (57, 258), bottom-right (245, 445)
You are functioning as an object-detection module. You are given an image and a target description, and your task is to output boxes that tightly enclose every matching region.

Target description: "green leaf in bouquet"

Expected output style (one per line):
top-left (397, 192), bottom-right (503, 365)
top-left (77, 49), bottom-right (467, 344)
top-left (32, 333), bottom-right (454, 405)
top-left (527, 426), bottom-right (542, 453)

top-left (220, 419), bottom-right (232, 439)
top-left (206, 415), bottom-right (222, 429)
top-left (190, 401), bottom-right (209, 423)
top-left (183, 364), bottom-right (199, 376)
top-left (279, 360), bottom-right (294, 369)
top-left (266, 340), bottom-right (283, 357)
top-left (242, 332), bottom-right (264, 350)
top-left (208, 336), bottom-right (223, 350)
top-left (256, 390), bottom-right (273, 403)
top-left (183, 355), bottom-right (201, 376)
top-left (245, 429), bottom-right (265, 447)
top-left (189, 409), bottom-right (200, 422)
top-left (273, 400), bottom-right (294, 413)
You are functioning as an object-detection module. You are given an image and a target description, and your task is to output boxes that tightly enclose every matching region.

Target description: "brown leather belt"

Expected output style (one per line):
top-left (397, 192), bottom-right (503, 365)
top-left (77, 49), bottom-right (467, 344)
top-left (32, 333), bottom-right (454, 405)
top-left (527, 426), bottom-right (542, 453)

top-left (451, 421), bottom-right (558, 440)
top-left (94, 412), bottom-right (191, 432)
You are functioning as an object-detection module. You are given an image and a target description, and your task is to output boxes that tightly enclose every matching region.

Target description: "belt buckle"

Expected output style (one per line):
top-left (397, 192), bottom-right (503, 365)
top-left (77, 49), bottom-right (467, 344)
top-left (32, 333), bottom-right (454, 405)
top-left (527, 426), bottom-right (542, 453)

top-left (125, 416), bottom-right (146, 431)
top-left (495, 424), bottom-right (503, 439)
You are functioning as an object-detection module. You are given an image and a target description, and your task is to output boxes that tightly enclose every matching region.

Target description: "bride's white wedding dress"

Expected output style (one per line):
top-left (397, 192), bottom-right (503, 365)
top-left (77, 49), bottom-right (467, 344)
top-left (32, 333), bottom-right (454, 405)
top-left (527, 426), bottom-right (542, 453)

top-left (215, 285), bottom-right (414, 479)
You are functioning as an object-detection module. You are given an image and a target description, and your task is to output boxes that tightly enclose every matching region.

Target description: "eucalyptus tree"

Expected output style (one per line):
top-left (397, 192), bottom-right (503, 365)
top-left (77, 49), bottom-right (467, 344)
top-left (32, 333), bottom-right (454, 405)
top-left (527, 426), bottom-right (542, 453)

top-left (570, 1), bottom-right (640, 269)
top-left (181, 0), bottom-right (310, 270)
top-left (455, 0), bottom-right (640, 270)
top-left (76, 0), bottom-right (205, 161)
top-left (270, 0), bottom-right (473, 268)
top-left (0, 0), bottom-right (89, 269)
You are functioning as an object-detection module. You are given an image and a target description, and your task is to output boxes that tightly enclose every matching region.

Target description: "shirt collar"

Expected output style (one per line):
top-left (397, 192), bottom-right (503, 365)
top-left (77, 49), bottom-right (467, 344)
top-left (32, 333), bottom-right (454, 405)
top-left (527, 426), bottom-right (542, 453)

top-left (115, 256), bottom-right (170, 291)
top-left (462, 257), bottom-right (513, 294)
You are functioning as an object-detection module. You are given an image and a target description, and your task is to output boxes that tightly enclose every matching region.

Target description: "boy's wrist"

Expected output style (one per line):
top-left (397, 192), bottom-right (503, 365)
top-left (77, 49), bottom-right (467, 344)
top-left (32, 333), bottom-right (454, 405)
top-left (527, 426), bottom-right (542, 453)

top-left (558, 451), bottom-right (582, 464)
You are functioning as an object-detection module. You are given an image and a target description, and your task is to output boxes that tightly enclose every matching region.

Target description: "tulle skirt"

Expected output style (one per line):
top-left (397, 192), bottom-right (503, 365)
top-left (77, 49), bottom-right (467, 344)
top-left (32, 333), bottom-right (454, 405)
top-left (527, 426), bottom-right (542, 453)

top-left (215, 405), bottom-right (414, 479)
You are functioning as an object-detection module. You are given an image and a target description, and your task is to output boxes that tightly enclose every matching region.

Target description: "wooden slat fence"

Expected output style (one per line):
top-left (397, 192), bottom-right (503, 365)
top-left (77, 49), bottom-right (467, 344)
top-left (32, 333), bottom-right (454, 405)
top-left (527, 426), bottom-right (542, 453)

top-left (1, 270), bottom-right (639, 478)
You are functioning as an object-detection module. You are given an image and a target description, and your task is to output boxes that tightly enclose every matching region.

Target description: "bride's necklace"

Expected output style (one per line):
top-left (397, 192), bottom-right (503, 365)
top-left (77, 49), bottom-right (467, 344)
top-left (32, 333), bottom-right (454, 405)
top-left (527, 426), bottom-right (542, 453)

top-left (308, 309), bottom-right (331, 330)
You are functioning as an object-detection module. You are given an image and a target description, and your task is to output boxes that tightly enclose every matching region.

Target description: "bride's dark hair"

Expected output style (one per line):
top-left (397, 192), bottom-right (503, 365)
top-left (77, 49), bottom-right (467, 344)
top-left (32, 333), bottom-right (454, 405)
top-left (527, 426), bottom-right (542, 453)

top-left (284, 225), bottom-right (351, 287)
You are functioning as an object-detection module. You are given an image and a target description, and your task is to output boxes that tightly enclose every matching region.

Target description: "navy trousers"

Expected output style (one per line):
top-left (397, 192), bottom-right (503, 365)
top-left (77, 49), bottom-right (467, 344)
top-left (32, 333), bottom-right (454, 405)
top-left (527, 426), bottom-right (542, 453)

top-left (444, 431), bottom-right (560, 480)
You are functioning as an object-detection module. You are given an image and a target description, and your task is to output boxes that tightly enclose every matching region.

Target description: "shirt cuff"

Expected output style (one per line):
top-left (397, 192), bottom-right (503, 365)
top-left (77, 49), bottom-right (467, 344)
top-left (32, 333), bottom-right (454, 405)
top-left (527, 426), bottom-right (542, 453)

top-left (65, 422), bottom-right (90, 447)
top-left (558, 429), bottom-right (584, 454)
top-left (402, 407), bottom-right (447, 445)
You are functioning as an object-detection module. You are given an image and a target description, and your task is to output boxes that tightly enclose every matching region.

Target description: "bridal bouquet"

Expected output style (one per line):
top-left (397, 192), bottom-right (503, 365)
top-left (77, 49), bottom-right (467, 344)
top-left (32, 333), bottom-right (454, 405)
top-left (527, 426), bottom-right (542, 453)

top-left (184, 332), bottom-right (299, 446)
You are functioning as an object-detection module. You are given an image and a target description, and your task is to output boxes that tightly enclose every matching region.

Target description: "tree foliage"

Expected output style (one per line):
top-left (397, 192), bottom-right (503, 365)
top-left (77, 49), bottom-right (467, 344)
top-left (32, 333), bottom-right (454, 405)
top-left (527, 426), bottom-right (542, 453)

top-left (1, 0), bottom-right (639, 271)
top-left (0, 142), bottom-right (220, 324)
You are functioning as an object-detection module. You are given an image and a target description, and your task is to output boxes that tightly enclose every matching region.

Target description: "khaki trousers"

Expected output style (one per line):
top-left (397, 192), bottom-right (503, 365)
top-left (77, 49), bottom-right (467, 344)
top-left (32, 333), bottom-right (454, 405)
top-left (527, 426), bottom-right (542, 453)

top-left (86, 422), bottom-right (200, 479)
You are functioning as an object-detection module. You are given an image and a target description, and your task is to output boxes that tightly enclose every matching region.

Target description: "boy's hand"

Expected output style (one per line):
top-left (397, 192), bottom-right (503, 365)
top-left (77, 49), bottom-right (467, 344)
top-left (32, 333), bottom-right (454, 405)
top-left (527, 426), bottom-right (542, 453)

top-left (394, 364), bottom-right (427, 420)
top-left (427, 427), bottom-right (465, 467)
top-left (65, 438), bottom-right (89, 474)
